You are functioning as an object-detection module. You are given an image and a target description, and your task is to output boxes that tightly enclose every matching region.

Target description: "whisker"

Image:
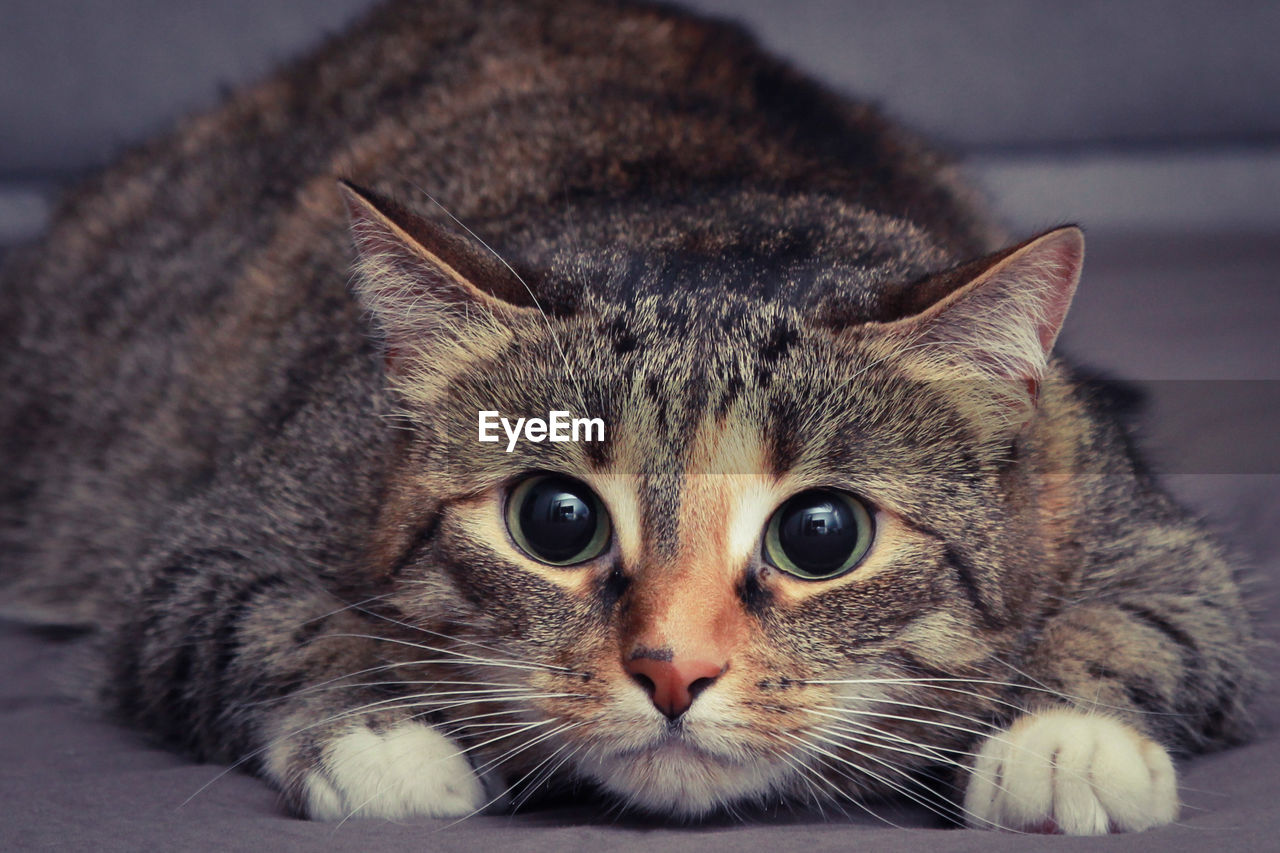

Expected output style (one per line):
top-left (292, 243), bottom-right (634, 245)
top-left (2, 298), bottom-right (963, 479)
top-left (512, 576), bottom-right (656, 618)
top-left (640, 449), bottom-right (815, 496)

top-left (811, 721), bottom-right (1014, 809)
top-left (765, 732), bottom-right (906, 829)
top-left (407, 182), bottom-right (589, 415)
top-left (284, 684), bottom-right (546, 702)
top-left (785, 730), bottom-right (995, 831)
top-left (468, 720), bottom-right (579, 780)
top-left (441, 723), bottom-right (583, 827)
top-left (339, 601), bottom-right (557, 671)
top-left (321, 632), bottom-right (580, 674)
top-left (307, 688), bottom-right (580, 722)
top-left (438, 719), bottom-right (541, 734)
top-left (424, 707), bottom-right (541, 730)
top-left (236, 664), bottom-right (516, 708)
top-left (801, 675), bottom-right (1188, 718)
top-left (821, 696), bottom-right (1083, 773)
top-left (444, 720), bottom-right (553, 758)
top-left (814, 722), bottom-right (968, 767)
top-left (179, 689), bottom-right (578, 809)
top-left (819, 703), bottom-right (1146, 812)
top-left (297, 592), bottom-right (398, 627)
top-left (816, 700), bottom-right (998, 736)
top-left (511, 742), bottom-right (583, 812)
top-left (324, 717), bottom-right (548, 828)
top-left (770, 746), bottom-right (838, 819)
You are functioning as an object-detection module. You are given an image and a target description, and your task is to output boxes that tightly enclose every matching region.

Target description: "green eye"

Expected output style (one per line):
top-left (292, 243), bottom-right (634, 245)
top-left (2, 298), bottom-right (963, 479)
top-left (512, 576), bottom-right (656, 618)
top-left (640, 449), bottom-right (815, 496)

top-left (763, 490), bottom-right (874, 580)
top-left (506, 474), bottom-right (612, 566)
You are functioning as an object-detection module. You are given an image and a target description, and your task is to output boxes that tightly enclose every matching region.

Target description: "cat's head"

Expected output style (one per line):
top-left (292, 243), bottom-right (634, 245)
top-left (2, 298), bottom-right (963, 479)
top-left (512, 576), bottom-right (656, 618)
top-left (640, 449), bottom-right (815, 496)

top-left (340, 181), bottom-right (1083, 816)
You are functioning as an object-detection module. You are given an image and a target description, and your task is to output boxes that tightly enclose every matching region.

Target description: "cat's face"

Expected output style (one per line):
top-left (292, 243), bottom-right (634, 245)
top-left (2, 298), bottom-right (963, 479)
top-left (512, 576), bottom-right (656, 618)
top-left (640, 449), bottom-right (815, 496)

top-left (343, 183), bottom-right (1082, 815)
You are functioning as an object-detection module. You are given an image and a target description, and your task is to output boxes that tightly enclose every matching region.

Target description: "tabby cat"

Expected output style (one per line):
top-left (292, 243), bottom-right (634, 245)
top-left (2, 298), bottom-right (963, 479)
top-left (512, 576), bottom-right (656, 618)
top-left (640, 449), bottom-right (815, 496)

top-left (0, 0), bottom-right (1252, 835)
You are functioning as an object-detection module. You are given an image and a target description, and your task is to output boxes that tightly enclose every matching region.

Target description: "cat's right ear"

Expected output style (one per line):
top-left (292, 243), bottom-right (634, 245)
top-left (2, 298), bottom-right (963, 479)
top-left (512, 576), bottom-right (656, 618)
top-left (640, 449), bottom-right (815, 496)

top-left (867, 226), bottom-right (1084, 439)
top-left (339, 180), bottom-right (538, 377)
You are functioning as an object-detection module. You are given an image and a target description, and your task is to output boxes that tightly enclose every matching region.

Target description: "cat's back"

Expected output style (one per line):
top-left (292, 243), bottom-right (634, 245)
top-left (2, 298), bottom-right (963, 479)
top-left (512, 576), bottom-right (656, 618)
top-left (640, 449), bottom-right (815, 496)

top-left (0, 0), bottom-right (993, 619)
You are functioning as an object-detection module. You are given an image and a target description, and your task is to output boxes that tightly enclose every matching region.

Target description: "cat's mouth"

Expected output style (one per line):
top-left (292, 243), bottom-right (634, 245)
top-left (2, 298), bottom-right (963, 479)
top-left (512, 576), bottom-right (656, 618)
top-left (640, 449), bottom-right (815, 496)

top-left (575, 726), bottom-right (791, 818)
top-left (613, 727), bottom-right (734, 762)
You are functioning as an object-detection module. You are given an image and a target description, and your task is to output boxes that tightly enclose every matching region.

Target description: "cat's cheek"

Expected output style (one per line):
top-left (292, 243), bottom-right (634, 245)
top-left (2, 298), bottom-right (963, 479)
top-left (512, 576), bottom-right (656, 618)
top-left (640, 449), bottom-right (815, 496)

top-left (962, 709), bottom-right (1178, 835)
top-left (266, 722), bottom-right (488, 820)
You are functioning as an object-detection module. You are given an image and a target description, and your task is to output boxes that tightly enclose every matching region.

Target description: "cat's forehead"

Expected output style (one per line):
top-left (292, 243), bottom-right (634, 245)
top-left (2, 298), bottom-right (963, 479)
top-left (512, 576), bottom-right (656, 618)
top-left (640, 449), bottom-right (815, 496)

top-left (564, 248), bottom-right (941, 328)
top-left (429, 205), bottom-right (989, 509)
top-left (520, 314), bottom-right (960, 478)
top-left (530, 192), bottom-right (959, 325)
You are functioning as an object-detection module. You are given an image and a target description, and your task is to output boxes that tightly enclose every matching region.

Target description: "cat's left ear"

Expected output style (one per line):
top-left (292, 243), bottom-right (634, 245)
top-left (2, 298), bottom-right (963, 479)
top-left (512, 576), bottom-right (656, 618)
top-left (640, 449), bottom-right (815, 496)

top-left (877, 226), bottom-right (1084, 432)
top-left (338, 180), bottom-right (539, 381)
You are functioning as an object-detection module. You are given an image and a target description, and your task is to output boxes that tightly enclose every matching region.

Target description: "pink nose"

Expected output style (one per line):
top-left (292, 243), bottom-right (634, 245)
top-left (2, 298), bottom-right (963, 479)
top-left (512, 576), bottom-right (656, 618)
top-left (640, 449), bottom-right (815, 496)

top-left (624, 654), bottom-right (726, 720)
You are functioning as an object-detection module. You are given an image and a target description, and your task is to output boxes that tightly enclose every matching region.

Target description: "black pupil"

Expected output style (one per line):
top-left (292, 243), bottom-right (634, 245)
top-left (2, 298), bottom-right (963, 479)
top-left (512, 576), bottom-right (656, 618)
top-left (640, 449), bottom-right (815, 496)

top-left (517, 478), bottom-right (598, 562)
top-left (777, 493), bottom-right (858, 575)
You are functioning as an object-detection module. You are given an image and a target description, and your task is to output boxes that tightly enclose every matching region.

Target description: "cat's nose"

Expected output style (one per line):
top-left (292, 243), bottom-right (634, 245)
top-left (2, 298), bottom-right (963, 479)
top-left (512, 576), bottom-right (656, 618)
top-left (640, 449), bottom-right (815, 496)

top-left (624, 654), bottom-right (727, 720)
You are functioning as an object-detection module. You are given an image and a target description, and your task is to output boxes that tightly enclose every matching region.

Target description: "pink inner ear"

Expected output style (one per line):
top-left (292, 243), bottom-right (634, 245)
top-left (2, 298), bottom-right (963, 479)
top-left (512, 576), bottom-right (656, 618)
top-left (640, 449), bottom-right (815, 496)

top-left (1031, 232), bottom-right (1085, 353)
top-left (917, 226), bottom-right (1085, 382)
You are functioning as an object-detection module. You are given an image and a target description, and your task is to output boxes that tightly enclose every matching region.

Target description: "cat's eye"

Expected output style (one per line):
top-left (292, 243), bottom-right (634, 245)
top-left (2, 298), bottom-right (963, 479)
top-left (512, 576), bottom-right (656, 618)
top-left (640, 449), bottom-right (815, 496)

top-left (506, 474), bottom-right (612, 566)
top-left (763, 490), bottom-right (873, 580)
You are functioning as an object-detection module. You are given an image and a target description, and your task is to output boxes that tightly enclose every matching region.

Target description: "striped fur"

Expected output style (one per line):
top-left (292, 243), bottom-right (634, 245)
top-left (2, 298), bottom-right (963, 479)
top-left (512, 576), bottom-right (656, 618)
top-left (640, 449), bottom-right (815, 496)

top-left (0, 0), bottom-right (1252, 833)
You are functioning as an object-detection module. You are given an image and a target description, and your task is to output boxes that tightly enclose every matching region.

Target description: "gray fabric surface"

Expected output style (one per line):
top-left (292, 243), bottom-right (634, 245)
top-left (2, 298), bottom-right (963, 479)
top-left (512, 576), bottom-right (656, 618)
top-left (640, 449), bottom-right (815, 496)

top-left (2, 229), bottom-right (1277, 851)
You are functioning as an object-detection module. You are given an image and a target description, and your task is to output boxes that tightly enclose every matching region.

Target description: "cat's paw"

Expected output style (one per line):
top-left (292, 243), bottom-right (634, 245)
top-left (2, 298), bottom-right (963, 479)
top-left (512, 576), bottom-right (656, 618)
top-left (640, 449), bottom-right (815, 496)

top-left (963, 709), bottom-right (1177, 835)
top-left (267, 721), bottom-right (488, 820)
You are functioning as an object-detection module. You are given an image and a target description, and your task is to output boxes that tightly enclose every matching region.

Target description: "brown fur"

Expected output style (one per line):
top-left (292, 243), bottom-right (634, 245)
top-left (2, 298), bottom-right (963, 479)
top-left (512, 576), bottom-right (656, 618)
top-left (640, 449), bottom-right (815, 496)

top-left (0, 0), bottom-right (1251, 827)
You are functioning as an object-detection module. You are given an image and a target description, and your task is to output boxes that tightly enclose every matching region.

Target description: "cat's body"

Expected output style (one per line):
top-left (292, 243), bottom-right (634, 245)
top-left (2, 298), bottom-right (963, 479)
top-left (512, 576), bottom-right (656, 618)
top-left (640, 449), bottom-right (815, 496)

top-left (0, 0), bottom-right (1252, 834)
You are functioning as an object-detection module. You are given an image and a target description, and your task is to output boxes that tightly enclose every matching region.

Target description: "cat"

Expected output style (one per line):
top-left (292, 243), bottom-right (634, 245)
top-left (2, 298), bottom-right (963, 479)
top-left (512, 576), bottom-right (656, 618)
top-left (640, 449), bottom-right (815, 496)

top-left (0, 0), bottom-right (1253, 835)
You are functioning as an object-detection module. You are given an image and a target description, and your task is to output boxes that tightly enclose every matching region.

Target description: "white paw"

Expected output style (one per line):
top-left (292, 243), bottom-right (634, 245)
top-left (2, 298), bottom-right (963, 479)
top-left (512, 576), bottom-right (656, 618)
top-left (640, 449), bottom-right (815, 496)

top-left (963, 709), bottom-right (1178, 835)
top-left (290, 722), bottom-right (487, 820)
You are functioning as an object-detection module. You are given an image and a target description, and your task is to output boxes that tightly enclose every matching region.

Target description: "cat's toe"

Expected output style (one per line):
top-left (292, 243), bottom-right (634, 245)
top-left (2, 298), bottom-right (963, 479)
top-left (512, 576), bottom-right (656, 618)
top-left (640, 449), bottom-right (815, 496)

top-left (963, 709), bottom-right (1178, 835)
top-left (269, 721), bottom-right (488, 820)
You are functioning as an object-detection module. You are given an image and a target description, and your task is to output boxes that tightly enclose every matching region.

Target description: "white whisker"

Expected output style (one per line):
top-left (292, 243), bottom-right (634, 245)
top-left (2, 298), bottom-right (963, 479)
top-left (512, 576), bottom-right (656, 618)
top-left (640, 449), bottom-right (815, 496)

top-left (790, 730), bottom-right (999, 830)
top-left (408, 183), bottom-right (589, 415)
top-left (441, 723), bottom-right (583, 827)
top-left (321, 632), bottom-right (580, 674)
top-left (766, 732), bottom-right (905, 829)
top-left (800, 675), bottom-right (1186, 718)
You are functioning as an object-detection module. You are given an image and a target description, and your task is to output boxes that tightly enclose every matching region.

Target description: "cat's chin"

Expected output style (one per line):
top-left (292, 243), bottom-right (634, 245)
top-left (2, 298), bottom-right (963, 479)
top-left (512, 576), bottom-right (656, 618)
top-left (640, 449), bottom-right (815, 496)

top-left (574, 737), bottom-right (790, 819)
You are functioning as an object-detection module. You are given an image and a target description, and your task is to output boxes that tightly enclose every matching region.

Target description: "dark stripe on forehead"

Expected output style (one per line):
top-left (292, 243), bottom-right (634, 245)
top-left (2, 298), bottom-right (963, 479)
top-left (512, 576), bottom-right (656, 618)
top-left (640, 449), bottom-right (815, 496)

top-left (607, 315), bottom-right (640, 355)
top-left (585, 434), bottom-right (612, 469)
top-left (643, 374), bottom-right (670, 436)
top-left (624, 360), bottom-right (771, 557)
top-left (767, 396), bottom-right (803, 475)
top-left (760, 319), bottom-right (799, 363)
top-left (713, 375), bottom-right (745, 419)
top-left (638, 467), bottom-right (684, 559)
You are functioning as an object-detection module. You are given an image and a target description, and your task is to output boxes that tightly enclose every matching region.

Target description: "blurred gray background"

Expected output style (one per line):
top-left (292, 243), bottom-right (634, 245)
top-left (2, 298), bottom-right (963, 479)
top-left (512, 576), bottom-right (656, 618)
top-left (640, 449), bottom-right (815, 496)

top-left (1, 0), bottom-right (1278, 240)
